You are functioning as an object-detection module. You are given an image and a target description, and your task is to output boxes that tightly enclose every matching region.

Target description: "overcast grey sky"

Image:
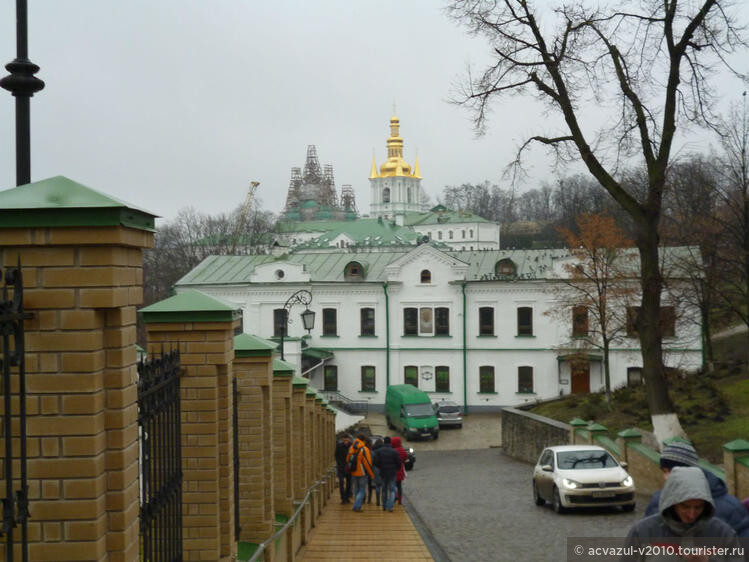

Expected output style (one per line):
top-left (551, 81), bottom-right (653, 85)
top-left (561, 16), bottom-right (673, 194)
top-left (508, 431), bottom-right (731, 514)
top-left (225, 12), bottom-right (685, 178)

top-left (2, 1), bottom-right (747, 223)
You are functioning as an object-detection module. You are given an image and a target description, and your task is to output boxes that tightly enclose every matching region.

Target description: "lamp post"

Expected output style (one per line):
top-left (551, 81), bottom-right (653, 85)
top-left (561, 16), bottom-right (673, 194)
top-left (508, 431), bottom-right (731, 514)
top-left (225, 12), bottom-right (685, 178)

top-left (279, 290), bottom-right (315, 361)
top-left (1, 0), bottom-right (45, 187)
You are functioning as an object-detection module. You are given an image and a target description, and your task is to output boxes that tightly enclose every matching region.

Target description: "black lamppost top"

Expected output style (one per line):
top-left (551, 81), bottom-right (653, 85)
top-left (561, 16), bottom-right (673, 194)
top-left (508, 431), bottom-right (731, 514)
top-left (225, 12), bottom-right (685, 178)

top-left (1, 0), bottom-right (45, 187)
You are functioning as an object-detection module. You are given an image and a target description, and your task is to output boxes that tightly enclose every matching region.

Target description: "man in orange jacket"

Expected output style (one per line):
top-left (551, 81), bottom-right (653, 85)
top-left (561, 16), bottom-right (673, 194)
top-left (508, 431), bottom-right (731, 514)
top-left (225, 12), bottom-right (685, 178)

top-left (347, 433), bottom-right (374, 512)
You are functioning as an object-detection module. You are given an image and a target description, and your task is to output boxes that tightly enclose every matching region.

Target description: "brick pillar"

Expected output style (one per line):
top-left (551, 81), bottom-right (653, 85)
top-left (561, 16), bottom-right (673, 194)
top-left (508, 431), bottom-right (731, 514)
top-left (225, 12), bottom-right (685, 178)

top-left (290, 379), bottom-right (308, 501)
top-left (0, 175), bottom-right (156, 562)
top-left (271, 360), bottom-right (294, 517)
top-left (722, 439), bottom-right (749, 497)
top-left (141, 291), bottom-right (240, 562)
top-left (233, 334), bottom-right (275, 544)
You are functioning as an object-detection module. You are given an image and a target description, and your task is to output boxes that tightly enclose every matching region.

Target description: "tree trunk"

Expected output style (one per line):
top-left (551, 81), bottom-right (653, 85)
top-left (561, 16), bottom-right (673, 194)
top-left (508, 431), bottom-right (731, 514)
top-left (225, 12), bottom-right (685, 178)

top-left (602, 337), bottom-right (612, 406)
top-left (636, 220), bottom-right (687, 445)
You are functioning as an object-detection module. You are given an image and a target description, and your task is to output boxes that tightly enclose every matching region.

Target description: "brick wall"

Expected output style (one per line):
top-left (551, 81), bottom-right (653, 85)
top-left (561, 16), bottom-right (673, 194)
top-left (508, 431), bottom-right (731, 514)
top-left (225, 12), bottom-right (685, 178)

top-left (501, 407), bottom-right (571, 464)
top-left (145, 319), bottom-right (238, 562)
top-left (234, 355), bottom-right (274, 543)
top-left (272, 375), bottom-right (293, 517)
top-left (1, 226), bottom-right (151, 562)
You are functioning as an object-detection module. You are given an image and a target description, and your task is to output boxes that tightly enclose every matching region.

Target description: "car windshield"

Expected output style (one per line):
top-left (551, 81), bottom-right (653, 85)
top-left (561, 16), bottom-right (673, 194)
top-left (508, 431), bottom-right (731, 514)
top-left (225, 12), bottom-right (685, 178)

top-left (556, 450), bottom-right (618, 469)
top-left (437, 405), bottom-right (460, 413)
top-left (405, 403), bottom-right (434, 417)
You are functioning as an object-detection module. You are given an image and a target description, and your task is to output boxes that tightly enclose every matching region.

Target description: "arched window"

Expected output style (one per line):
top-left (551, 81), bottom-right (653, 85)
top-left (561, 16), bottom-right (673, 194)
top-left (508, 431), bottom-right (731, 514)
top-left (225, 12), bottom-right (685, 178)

top-left (383, 187), bottom-right (390, 203)
top-left (495, 258), bottom-right (517, 277)
top-left (448, 231), bottom-right (453, 239)
top-left (420, 269), bottom-right (431, 283)
top-left (438, 231), bottom-right (443, 240)
top-left (344, 261), bottom-right (364, 280)
top-left (469, 229), bottom-right (473, 238)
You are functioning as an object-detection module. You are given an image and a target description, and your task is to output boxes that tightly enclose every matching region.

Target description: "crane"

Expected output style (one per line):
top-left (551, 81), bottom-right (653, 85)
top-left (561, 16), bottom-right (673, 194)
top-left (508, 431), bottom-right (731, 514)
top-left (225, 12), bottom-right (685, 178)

top-left (230, 181), bottom-right (260, 255)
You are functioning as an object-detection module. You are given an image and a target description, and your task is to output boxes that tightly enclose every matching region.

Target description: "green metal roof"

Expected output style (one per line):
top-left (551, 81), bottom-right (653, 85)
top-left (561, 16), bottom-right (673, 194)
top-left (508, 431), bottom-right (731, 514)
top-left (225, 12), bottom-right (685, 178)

top-left (273, 358), bottom-right (295, 376)
top-left (404, 206), bottom-right (491, 226)
top-left (175, 246), bottom-right (700, 286)
top-left (288, 218), bottom-right (420, 250)
top-left (235, 333), bottom-right (277, 357)
top-left (139, 290), bottom-right (241, 323)
top-left (291, 376), bottom-right (310, 387)
top-left (302, 348), bottom-right (334, 360)
top-left (0, 176), bottom-right (156, 230)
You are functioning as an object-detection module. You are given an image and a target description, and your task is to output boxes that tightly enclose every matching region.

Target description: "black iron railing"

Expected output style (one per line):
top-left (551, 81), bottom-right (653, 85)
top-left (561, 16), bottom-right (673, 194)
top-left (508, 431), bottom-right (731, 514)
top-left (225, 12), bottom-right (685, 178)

top-left (0, 263), bottom-right (31, 562)
top-left (138, 350), bottom-right (182, 562)
top-left (232, 378), bottom-right (240, 538)
top-left (320, 391), bottom-right (368, 415)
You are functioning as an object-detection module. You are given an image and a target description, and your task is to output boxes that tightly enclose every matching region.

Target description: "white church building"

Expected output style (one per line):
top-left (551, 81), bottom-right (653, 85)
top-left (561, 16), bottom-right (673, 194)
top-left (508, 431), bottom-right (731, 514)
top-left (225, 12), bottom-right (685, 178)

top-left (174, 113), bottom-right (702, 411)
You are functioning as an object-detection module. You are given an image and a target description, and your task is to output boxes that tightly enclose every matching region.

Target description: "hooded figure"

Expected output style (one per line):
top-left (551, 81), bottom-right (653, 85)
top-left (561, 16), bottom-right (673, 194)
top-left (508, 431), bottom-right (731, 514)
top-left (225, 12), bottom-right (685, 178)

top-left (623, 467), bottom-right (740, 561)
top-left (645, 442), bottom-right (749, 538)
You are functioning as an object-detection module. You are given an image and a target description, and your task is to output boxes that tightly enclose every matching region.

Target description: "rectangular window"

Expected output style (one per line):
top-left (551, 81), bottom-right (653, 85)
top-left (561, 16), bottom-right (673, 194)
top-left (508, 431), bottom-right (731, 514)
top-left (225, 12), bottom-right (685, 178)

top-left (661, 306), bottom-right (675, 338)
top-left (360, 307), bottom-right (375, 336)
top-left (629, 305), bottom-right (675, 338)
top-left (322, 308), bottom-right (337, 336)
top-left (479, 366), bottom-right (495, 393)
top-left (517, 307), bottom-right (533, 336)
top-left (361, 366), bottom-right (375, 392)
top-left (572, 306), bottom-right (588, 337)
top-left (404, 307), bottom-right (418, 335)
top-left (435, 366), bottom-right (450, 392)
top-left (435, 307), bottom-right (450, 335)
top-left (518, 366), bottom-right (533, 393)
top-left (479, 307), bottom-right (494, 336)
top-left (404, 365), bottom-right (418, 387)
top-left (324, 365), bottom-right (338, 391)
top-left (419, 307), bottom-right (433, 334)
top-left (626, 306), bottom-right (640, 337)
top-left (273, 309), bottom-right (287, 338)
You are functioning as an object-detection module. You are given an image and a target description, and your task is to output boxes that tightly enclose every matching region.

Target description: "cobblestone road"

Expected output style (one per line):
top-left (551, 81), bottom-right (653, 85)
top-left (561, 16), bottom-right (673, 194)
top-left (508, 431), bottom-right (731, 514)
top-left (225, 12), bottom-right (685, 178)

top-left (402, 448), bottom-right (646, 562)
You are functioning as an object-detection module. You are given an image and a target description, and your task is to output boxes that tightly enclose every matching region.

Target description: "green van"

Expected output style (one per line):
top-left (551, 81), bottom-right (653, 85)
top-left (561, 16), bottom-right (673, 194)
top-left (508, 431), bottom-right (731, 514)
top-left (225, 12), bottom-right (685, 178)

top-left (385, 384), bottom-right (439, 441)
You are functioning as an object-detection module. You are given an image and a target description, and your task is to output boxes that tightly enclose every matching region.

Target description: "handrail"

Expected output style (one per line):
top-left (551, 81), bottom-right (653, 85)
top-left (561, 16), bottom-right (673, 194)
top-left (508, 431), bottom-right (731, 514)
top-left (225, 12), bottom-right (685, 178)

top-left (246, 465), bottom-right (336, 562)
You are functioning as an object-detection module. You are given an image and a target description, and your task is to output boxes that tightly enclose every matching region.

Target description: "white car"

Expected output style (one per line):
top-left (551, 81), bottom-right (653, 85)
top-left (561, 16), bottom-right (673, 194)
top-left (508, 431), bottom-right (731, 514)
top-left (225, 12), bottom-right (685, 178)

top-left (532, 445), bottom-right (636, 513)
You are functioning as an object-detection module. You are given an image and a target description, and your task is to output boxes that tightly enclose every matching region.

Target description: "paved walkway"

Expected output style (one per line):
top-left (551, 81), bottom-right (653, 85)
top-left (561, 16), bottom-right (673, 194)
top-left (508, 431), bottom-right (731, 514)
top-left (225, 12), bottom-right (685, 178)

top-left (298, 498), bottom-right (433, 561)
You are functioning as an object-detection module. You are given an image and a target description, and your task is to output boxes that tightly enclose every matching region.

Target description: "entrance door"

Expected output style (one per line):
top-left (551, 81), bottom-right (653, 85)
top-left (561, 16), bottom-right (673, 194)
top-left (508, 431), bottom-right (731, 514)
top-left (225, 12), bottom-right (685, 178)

top-left (571, 363), bottom-right (590, 394)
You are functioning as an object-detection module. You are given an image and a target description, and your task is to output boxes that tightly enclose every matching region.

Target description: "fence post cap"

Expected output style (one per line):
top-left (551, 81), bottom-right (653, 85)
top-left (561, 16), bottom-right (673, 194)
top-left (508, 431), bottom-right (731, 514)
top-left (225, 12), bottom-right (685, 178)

top-left (617, 428), bottom-right (642, 439)
top-left (723, 438), bottom-right (749, 452)
top-left (588, 422), bottom-right (608, 432)
top-left (569, 417), bottom-right (588, 426)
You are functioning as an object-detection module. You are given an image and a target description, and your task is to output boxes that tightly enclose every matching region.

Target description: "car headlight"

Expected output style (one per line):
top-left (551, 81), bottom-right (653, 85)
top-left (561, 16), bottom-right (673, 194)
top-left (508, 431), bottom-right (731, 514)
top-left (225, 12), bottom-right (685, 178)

top-left (562, 478), bottom-right (580, 489)
top-left (408, 448), bottom-right (414, 454)
top-left (620, 475), bottom-right (633, 487)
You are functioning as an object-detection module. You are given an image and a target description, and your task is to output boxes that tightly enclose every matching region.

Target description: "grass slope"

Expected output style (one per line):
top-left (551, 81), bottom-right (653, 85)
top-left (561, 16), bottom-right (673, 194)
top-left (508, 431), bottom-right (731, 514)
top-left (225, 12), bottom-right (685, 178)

top-left (529, 332), bottom-right (749, 464)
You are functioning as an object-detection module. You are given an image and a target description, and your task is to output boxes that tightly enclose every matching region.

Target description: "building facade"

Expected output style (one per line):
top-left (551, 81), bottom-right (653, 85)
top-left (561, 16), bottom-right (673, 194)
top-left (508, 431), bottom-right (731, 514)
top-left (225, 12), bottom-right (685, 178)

top-left (175, 243), bottom-right (703, 412)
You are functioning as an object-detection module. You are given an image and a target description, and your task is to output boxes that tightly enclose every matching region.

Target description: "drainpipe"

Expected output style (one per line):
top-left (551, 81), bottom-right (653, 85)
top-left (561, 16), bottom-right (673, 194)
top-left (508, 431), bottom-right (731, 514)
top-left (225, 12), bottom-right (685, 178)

top-left (383, 282), bottom-right (390, 387)
top-left (461, 281), bottom-right (468, 414)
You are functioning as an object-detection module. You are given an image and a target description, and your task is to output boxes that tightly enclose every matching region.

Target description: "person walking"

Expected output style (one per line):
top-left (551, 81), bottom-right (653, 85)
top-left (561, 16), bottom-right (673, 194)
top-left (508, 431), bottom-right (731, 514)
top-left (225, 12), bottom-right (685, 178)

top-left (391, 436), bottom-right (408, 505)
top-left (644, 441), bottom-right (749, 538)
top-left (369, 438), bottom-right (384, 506)
top-left (346, 432), bottom-right (374, 512)
top-left (373, 436), bottom-right (403, 512)
top-left (623, 466), bottom-right (741, 561)
top-left (334, 433), bottom-right (352, 504)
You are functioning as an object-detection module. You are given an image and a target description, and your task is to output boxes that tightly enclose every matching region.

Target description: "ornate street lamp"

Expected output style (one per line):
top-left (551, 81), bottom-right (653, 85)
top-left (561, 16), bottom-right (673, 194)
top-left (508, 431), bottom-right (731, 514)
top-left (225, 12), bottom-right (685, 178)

top-left (279, 290), bottom-right (314, 361)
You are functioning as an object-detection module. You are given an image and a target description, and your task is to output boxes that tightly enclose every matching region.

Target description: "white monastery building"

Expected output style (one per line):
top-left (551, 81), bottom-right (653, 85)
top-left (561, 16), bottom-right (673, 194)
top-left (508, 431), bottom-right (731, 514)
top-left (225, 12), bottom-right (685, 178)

top-left (176, 114), bottom-right (703, 412)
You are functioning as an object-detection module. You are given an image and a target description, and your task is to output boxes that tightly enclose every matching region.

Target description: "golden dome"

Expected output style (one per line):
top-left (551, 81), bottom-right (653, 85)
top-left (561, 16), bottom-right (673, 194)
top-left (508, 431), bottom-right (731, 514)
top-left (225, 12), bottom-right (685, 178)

top-left (376, 113), bottom-right (414, 177)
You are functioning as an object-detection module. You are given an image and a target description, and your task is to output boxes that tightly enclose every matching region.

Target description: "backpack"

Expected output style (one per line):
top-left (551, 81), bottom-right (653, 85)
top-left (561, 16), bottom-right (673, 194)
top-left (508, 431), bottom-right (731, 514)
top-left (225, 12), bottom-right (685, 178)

top-left (345, 446), bottom-right (361, 474)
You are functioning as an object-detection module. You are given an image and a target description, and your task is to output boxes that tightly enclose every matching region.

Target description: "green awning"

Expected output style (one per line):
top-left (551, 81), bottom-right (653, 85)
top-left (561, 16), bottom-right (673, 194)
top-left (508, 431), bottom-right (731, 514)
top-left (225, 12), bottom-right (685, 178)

top-left (302, 348), bottom-right (334, 361)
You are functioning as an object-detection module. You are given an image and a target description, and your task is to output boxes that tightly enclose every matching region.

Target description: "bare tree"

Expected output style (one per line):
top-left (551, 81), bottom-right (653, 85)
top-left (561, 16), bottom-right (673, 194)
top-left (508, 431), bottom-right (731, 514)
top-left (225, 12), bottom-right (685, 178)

top-left (547, 213), bottom-right (637, 404)
top-left (447, 0), bottom-right (745, 442)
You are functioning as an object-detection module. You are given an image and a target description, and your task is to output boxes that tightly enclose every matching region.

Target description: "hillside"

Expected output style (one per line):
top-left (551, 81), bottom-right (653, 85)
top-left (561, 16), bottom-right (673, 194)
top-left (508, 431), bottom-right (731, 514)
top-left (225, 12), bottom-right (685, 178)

top-left (529, 331), bottom-right (749, 464)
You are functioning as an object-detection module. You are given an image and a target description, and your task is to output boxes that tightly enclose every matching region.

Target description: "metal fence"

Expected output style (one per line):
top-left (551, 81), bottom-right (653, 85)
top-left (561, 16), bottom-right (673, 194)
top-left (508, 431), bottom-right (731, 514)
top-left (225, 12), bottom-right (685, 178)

top-left (138, 350), bottom-right (183, 562)
top-left (0, 263), bottom-right (30, 562)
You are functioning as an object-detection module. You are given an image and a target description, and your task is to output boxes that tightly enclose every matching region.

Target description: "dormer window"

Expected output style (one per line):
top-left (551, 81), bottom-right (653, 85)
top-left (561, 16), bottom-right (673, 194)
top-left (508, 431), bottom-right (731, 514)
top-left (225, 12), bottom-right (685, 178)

top-left (495, 259), bottom-right (517, 277)
top-left (420, 270), bottom-right (431, 284)
top-left (344, 261), bottom-right (364, 280)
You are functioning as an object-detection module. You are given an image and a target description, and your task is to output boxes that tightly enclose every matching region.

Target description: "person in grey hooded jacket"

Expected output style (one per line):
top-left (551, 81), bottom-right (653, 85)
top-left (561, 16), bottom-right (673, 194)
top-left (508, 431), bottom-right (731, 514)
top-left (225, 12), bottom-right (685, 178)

top-left (623, 467), bottom-right (741, 561)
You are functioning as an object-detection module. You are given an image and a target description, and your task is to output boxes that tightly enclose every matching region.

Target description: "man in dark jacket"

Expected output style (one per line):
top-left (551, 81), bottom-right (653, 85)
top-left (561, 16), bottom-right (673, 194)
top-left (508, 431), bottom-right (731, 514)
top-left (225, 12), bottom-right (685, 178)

top-left (334, 433), bottom-right (352, 503)
top-left (644, 441), bottom-right (749, 538)
top-left (624, 467), bottom-right (741, 561)
top-left (373, 436), bottom-right (403, 512)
